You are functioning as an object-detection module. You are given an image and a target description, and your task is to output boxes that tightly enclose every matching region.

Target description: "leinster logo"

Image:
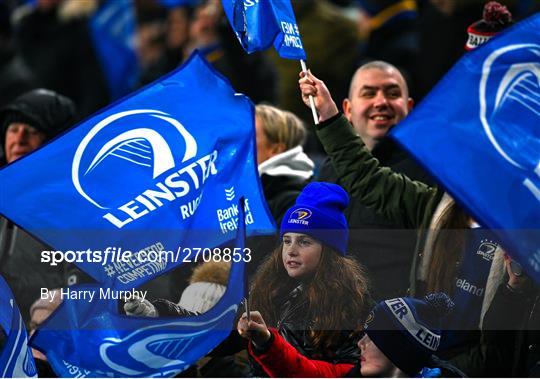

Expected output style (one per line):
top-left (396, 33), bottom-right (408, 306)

top-left (288, 208), bottom-right (312, 226)
top-left (363, 311), bottom-right (374, 330)
top-left (476, 239), bottom-right (498, 262)
top-left (480, 44), bottom-right (540, 201)
top-left (72, 109), bottom-right (218, 228)
top-left (98, 304), bottom-right (238, 376)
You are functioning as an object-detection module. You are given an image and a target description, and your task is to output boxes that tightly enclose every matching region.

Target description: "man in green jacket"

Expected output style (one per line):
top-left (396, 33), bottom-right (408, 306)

top-left (298, 70), bottom-right (510, 377)
top-left (299, 70), bottom-right (444, 296)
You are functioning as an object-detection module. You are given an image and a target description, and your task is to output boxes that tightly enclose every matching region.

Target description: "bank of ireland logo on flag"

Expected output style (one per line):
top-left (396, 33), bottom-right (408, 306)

top-left (391, 14), bottom-right (540, 282)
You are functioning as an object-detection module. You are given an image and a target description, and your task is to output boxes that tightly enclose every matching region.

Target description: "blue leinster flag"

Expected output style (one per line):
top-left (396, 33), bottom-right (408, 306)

top-left (221, 0), bottom-right (306, 60)
top-left (0, 276), bottom-right (37, 378)
top-left (0, 51), bottom-right (274, 289)
top-left (30, 216), bottom-right (248, 377)
top-left (391, 14), bottom-right (540, 282)
top-left (0, 52), bottom-right (274, 376)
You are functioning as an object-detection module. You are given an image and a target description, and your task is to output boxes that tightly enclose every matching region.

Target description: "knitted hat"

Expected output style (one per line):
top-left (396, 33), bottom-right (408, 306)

top-left (280, 182), bottom-right (349, 254)
top-left (465, 1), bottom-right (513, 51)
top-left (178, 261), bottom-right (230, 313)
top-left (178, 282), bottom-right (226, 313)
top-left (364, 293), bottom-right (454, 376)
top-left (0, 88), bottom-right (76, 148)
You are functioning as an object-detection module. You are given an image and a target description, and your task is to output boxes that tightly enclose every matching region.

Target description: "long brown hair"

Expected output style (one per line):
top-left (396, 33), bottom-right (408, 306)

top-left (426, 200), bottom-right (470, 294)
top-left (249, 243), bottom-right (370, 352)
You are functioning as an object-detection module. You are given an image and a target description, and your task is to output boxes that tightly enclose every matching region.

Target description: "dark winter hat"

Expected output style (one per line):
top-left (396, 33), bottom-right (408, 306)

top-left (465, 1), bottom-right (513, 51)
top-left (0, 89), bottom-right (76, 147)
top-left (364, 293), bottom-right (454, 376)
top-left (280, 182), bottom-right (349, 255)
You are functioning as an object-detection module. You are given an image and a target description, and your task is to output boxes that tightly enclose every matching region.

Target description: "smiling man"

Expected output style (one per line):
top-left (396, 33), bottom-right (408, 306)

top-left (318, 61), bottom-right (434, 301)
top-left (343, 61), bottom-right (413, 151)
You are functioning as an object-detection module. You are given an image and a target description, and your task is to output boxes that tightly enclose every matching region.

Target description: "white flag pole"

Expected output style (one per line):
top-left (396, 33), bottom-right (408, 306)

top-left (300, 59), bottom-right (319, 125)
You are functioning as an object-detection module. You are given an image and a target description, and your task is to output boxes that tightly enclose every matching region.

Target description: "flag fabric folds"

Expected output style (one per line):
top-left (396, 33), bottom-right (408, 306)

top-left (30, 205), bottom-right (249, 377)
top-left (0, 51), bottom-right (274, 290)
top-left (0, 276), bottom-right (37, 378)
top-left (221, 0), bottom-right (306, 60)
top-left (391, 14), bottom-right (540, 282)
top-left (0, 51), bottom-right (274, 376)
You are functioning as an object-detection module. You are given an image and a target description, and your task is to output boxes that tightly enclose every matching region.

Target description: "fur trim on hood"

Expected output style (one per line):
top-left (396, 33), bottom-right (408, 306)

top-left (189, 261), bottom-right (231, 286)
top-left (258, 145), bottom-right (314, 180)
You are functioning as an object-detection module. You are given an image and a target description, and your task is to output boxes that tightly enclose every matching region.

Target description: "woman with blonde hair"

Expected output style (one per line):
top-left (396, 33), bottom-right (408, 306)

top-left (255, 104), bottom-right (314, 224)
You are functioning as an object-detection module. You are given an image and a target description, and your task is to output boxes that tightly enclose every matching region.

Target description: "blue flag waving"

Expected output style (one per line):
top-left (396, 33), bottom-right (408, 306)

top-left (221, 0), bottom-right (306, 60)
top-left (89, 0), bottom-right (139, 100)
top-left (0, 52), bottom-right (274, 376)
top-left (30, 211), bottom-right (248, 377)
top-left (0, 52), bottom-right (273, 290)
top-left (0, 276), bottom-right (37, 378)
top-left (391, 14), bottom-right (540, 282)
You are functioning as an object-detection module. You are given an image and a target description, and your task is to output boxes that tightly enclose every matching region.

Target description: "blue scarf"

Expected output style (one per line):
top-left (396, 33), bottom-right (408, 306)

top-left (441, 227), bottom-right (499, 350)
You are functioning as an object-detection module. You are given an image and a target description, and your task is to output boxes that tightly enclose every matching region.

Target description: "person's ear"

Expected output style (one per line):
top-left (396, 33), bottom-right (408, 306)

top-left (407, 98), bottom-right (414, 112)
top-left (343, 98), bottom-right (352, 122)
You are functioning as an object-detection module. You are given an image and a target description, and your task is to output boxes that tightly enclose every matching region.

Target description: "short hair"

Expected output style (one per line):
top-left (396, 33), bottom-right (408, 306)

top-left (348, 60), bottom-right (409, 99)
top-left (255, 104), bottom-right (307, 150)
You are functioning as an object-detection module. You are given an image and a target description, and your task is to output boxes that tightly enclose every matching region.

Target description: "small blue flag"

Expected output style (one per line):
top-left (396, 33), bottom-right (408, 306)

top-left (89, 0), bottom-right (139, 100)
top-left (0, 276), bottom-right (37, 378)
top-left (221, 0), bottom-right (306, 60)
top-left (391, 14), bottom-right (540, 282)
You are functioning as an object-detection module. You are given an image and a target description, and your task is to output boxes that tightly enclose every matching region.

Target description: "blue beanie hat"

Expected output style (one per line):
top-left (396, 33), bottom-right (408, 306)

top-left (280, 182), bottom-right (349, 255)
top-left (364, 293), bottom-right (454, 376)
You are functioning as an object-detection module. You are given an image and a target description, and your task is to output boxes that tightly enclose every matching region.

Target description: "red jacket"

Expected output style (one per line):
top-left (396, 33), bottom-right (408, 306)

top-left (250, 328), bottom-right (356, 378)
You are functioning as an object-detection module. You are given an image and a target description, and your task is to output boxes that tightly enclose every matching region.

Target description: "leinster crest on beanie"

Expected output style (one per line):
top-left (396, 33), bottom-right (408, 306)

top-left (280, 182), bottom-right (349, 254)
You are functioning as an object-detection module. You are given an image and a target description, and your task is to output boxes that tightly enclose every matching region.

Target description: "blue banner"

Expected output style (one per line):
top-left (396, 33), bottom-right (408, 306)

top-left (221, 0), bottom-right (306, 60)
top-left (0, 276), bottom-right (37, 378)
top-left (391, 14), bottom-right (540, 282)
top-left (0, 51), bottom-right (274, 290)
top-left (0, 52), bottom-right (274, 376)
top-left (89, 0), bottom-right (139, 100)
top-left (30, 198), bottom-right (248, 377)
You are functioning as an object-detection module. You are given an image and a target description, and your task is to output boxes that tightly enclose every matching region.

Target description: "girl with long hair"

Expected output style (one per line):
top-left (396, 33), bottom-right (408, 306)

top-left (245, 182), bottom-right (371, 368)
